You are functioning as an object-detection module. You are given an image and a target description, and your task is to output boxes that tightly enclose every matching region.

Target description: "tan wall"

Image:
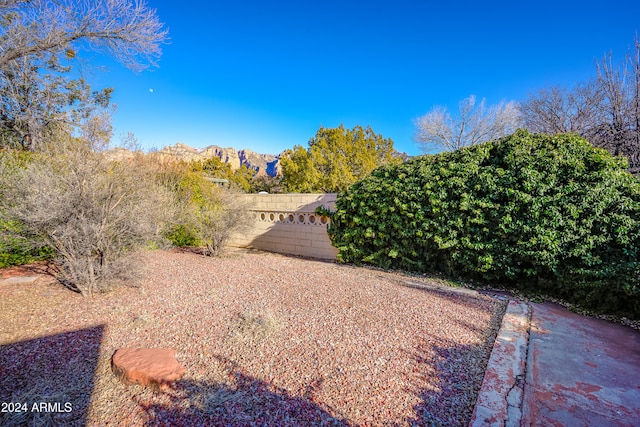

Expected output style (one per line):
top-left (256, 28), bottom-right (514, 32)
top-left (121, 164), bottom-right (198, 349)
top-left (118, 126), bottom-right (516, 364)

top-left (228, 193), bottom-right (338, 260)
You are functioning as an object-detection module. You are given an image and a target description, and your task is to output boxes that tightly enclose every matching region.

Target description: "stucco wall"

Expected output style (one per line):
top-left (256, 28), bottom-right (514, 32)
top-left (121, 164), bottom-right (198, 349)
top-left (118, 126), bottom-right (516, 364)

top-left (228, 193), bottom-right (338, 260)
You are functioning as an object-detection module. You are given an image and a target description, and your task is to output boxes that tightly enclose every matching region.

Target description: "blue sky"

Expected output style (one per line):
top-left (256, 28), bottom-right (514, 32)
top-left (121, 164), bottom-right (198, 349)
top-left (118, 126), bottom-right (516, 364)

top-left (92, 0), bottom-right (640, 156)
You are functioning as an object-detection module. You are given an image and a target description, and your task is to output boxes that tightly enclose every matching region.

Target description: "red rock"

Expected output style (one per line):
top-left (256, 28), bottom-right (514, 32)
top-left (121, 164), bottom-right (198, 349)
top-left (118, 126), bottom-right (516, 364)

top-left (111, 348), bottom-right (185, 391)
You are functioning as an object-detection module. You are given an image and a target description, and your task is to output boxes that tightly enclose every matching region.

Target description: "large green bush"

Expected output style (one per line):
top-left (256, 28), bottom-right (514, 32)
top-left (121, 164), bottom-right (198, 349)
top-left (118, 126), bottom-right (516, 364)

top-left (327, 130), bottom-right (640, 317)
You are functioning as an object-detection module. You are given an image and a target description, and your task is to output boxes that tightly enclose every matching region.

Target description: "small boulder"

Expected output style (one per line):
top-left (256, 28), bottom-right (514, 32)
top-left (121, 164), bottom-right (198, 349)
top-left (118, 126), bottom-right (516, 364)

top-left (111, 348), bottom-right (185, 391)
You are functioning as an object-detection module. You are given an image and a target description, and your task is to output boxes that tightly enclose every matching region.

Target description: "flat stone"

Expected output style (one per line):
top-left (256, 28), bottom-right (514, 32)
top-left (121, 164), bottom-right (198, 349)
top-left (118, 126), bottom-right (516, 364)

top-left (111, 348), bottom-right (185, 391)
top-left (0, 276), bottom-right (41, 285)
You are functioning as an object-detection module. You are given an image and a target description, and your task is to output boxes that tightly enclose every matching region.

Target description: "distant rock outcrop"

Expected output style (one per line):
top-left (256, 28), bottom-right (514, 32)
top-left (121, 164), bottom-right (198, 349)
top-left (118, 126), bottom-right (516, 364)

top-left (152, 143), bottom-right (281, 177)
top-left (238, 149), bottom-right (282, 176)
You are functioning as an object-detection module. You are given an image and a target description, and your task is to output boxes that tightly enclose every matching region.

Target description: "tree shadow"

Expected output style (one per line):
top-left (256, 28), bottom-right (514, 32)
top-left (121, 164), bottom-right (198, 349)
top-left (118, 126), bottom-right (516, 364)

top-left (136, 355), bottom-right (352, 426)
top-left (393, 275), bottom-right (508, 337)
top-left (404, 295), bottom-right (506, 426)
top-left (0, 325), bottom-right (105, 426)
top-left (0, 258), bottom-right (59, 278)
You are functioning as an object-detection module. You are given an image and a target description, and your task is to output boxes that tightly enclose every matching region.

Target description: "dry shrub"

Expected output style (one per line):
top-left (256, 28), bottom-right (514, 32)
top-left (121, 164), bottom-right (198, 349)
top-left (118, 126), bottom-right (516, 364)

top-left (155, 159), bottom-right (252, 256)
top-left (192, 188), bottom-right (252, 257)
top-left (227, 309), bottom-right (285, 344)
top-left (0, 141), bottom-right (177, 296)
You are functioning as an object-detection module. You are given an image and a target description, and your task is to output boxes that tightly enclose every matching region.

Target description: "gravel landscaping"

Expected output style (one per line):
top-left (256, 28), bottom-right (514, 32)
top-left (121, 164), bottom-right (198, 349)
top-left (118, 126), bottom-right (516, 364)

top-left (0, 249), bottom-right (506, 426)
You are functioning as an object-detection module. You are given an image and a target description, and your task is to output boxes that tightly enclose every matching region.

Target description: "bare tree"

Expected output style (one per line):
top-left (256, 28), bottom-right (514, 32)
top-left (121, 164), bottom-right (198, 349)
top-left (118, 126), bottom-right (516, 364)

top-left (414, 95), bottom-right (521, 153)
top-left (521, 35), bottom-right (640, 174)
top-left (588, 37), bottom-right (640, 166)
top-left (520, 82), bottom-right (604, 136)
top-left (0, 0), bottom-right (167, 72)
top-left (0, 0), bottom-right (167, 151)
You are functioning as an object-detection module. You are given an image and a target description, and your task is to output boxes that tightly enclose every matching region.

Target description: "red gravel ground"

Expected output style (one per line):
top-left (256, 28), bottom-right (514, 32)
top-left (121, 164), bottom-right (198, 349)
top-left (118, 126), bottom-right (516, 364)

top-left (0, 249), bottom-right (505, 426)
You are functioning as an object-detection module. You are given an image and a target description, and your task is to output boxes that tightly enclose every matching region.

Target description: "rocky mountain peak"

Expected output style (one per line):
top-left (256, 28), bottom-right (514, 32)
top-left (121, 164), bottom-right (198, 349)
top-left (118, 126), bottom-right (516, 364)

top-left (154, 143), bottom-right (281, 177)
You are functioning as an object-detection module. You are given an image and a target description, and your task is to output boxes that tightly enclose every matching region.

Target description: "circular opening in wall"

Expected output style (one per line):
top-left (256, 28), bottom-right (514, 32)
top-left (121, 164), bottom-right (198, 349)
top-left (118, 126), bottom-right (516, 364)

top-left (260, 213), bottom-right (266, 221)
top-left (309, 215), bottom-right (316, 224)
top-left (288, 214), bottom-right (294, 222)
top-left (321, 216), bottom-right (328, 224)
top-left (298, 214), bottom-right (305, 223)
top-left (269, 213), bottom-right (275, 221)
top-left (278, 213), bottom-right (285, 221)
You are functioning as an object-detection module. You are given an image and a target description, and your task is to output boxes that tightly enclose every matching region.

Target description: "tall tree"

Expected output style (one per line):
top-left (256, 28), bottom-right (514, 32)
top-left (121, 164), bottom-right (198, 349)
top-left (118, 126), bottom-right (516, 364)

top-left (588, 37), bottom-right (640, 165)
top-left (281, 124), bottom-right (400, 193)
top-left (0, 0), bottom-right (167, 151)
top-left (414, 95), bottom-right (521, 153)
top-left (0, 54), bottom-right (113, 150)
top-left (521, 35), bottom-right (640, 174)
top-left (520, 82), bottom-right (604, 136)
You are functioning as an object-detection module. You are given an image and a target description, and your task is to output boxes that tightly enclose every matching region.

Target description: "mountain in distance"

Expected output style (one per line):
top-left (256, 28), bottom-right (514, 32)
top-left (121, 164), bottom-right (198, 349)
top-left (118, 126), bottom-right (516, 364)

top-left (107, 142), bottom-right (412, 178)
top-left (106, 142), bottom-right (283, 177)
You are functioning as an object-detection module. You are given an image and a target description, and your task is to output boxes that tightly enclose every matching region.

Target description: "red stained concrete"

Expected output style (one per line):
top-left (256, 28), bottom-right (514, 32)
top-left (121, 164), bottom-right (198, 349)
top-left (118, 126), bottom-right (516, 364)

top-left (521, 302), bottom-right (640, 427)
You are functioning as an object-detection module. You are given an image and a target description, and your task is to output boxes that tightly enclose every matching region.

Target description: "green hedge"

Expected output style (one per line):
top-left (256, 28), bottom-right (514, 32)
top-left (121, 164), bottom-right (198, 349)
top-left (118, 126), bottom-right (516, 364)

top-left (327, 130), bottom-right (640, 317)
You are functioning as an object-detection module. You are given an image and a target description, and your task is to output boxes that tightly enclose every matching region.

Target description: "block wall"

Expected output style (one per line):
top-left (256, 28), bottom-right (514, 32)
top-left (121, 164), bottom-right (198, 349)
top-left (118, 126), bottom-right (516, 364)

top-left (228, 193), bottom-right (338, 260)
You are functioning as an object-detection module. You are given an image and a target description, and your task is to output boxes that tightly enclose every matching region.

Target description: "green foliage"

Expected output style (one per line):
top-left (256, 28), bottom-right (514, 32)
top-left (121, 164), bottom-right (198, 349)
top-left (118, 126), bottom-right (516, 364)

top-left (190, 157), bottom-right (255, 192)
top-left (280, 145), bottom-right (320, 192)
top-left (249, 175), bottom-right (284, 193)
top-left (193, 156), bottom-right (233, 178)
top-left (231, 164), bottom-right (256, 192)
top-left (281, 124), bottom-right (401, 192)
top-left (327, 130), bottom-right (640, 318)
top-left (156, 163), bottom-right (209, 247)
top-left (0, 218), bottom-right (54, 268)
top-left (157, 160), bottom-right (250, 254)
top-left (163, 224), bottom-right (201, 247)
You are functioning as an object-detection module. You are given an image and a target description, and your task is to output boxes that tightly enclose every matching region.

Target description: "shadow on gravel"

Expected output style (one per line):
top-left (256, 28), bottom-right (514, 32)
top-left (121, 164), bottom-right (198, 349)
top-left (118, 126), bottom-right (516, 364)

top-left (137, 355), bottom-right (352, 426)
top-left (0, 325), bottom-right (105, 427)
top-left (405, 293), bottom-right (507, 426)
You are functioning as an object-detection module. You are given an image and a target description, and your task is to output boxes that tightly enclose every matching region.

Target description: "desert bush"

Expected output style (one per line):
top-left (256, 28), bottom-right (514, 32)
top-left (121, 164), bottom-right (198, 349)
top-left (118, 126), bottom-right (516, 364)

top-left (0, 142), bottom-right (176, 296)
top-left (156, 160), bottom-right (251, 255)
top-left (0, 150), bottom-right (54, 268)
top-left (191, 188), bottom-right (251, 256)
top-left (327, 130), bottom-right (640, 317)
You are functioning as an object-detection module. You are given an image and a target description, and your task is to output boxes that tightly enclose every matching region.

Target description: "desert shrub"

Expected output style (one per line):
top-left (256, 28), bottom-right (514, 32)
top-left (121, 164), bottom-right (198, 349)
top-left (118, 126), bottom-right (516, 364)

top-left (0, 151), bottom-right (54, 268)
top-left (0, 142), bottom-right (176, 296)
top-left (156, 160), bottom-right (251, 255)
top-left (327, 130), bottom-right (640, 317)
top-left (164, 224), bottom-right (201, 247)
top-left (191, 188), bottom-right (251, 256)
